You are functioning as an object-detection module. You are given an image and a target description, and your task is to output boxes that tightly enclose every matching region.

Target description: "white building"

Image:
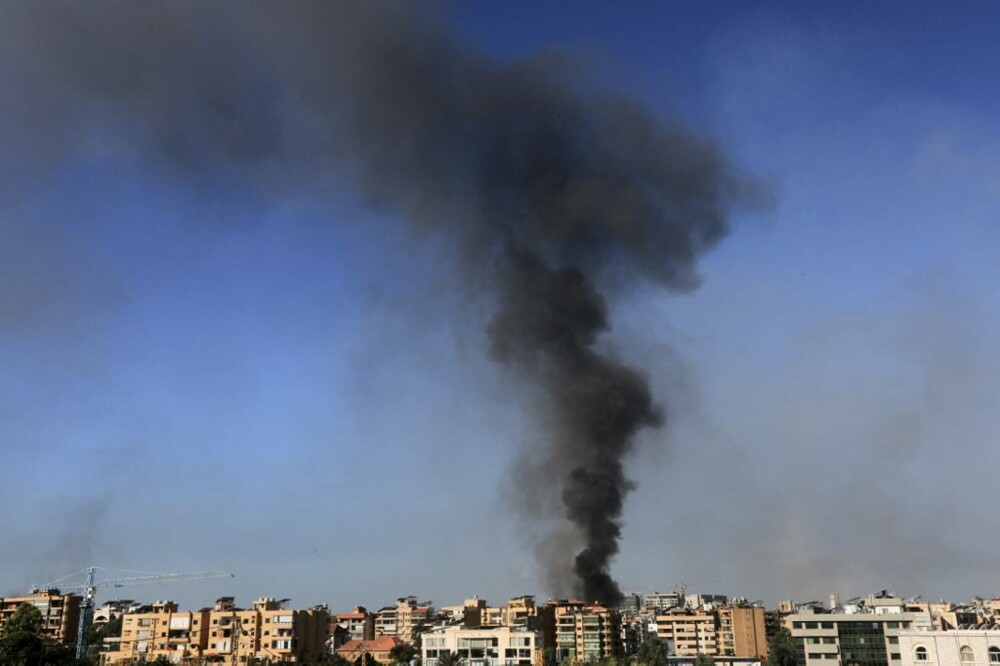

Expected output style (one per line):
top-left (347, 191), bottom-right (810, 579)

top-left (897, 628), bottom-right (1000, 666)
top-left (422, 625), bottom-right (540, 666)
top-left (786, 611), bottom-right (933, 666)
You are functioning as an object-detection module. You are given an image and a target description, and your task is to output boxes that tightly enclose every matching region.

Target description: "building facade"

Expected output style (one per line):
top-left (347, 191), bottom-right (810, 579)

top-left (375, 597), bottom-right (434, 644)
top-left (656, 608), bottom-right (719, 656)
top-left (548, 600), bottom-right (622, 662)
top-left (896, 628), bottom-right (1000, 666)
top-left (422, 625), bottom-right (541, 666)
top-left (106, 596), bottom-right (329, 664)
top-left (0, 588), bottom-right (82, 646)
top-left (718, 607), bottom-right (768, 658)
top-left (785, 611), bottom-right (933, 666)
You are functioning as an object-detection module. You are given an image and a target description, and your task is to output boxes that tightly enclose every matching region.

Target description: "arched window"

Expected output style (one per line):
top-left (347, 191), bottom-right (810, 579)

top-left (987, 647), bottom-right (1000, 663)
top-left (961, 646), bottom-right (975, 663)
top-left (915, 646), bottom-right (928, 662)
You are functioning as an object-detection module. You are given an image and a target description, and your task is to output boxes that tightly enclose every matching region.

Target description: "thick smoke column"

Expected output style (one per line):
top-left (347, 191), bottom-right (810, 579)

top-left (490, 248), bottom-right (661, 604)
top-left (1, 1), bottom-right (761, 603)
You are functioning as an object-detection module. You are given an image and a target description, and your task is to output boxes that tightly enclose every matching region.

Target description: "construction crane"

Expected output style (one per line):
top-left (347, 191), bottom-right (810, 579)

top-left (31, 566), bottom-right (234, 660)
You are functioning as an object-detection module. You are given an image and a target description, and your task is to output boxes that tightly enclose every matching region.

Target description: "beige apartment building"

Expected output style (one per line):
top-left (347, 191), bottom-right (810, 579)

top-left (548, 599), bottom-right (622, 662)
top-left (656, 608), bottom-right (719, 656)
top-left (0, 588), bottom-right (82, 646)
top-left (375, 597), bottom-right (434, 644)
top-left (422, 624), bottom-right (542, 666)
top-left (105, 596), bottom-right (329, 664)
top-left (717, 607), bottom-right (768, 658)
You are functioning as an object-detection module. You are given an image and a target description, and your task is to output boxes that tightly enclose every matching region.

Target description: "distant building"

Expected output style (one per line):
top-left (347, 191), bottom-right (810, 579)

top-left (422, 624), bottom-right (541, 666)
top-left (897, 627), bottom-right (1000, 666)
top-left (93, 599), bottom-right (143, 625)
top-left (375, 597), bottom-right (434, 644)
top-left (106, 596), bottom-right (330, 664)
top-left (338, 635), bottom-right (404, 664)
top-left (0, 588), bottom-right (82, 646)
top-left (644, 593), bottom-right (684, 613)
top-left (333, 606), bottom-right (376, 645)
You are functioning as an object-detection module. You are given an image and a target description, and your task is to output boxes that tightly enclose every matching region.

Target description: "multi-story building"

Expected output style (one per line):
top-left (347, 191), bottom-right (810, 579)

top-left (644, 593), bottom-right (683, 613)
top-left (548, 600), bottom-right (622, 662)
top-left (717, 607), bottom-right (768, 658)
top-left (896, 627), bottom-right (1000, 666)
top-left (0, 588), bottom-right (82, 646)
top-left (655, 608), bottom-right (718, 656)
top-left (422, 624), bottom-right (541, 666)
top-left (106, 596), bottom-right (329, 664)
top-left (333, 606), bottom-right (376, 645)
top-left (503, 597), bottom-right (541, 630)
top-left (784, 609), bottom-right (932, 666)
top-left (375, 597), bottom-right (434, 644)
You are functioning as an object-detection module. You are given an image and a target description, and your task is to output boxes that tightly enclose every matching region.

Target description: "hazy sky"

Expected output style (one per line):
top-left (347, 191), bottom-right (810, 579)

top-left (2, 1), bottom-right (999, 612)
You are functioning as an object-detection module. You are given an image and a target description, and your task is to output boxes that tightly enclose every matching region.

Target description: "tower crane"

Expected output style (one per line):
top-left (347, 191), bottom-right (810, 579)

top-left (31, 566), bottom-right (234, 660)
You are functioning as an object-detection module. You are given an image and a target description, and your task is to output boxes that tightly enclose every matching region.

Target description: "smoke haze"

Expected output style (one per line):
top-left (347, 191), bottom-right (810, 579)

top-left (0, 1), bottom-right (763, 601)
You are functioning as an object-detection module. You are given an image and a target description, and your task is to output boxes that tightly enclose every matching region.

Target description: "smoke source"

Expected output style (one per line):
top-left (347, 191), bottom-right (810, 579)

top-left (2, 1), bottom-right (762, 603)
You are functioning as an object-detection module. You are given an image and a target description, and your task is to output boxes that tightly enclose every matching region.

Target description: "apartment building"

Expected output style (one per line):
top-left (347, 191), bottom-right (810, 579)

top-left (896, 627), bottom-right (1000, 666)
top-left (0, 588), bottom-right (82, 646)
top-left (644, 593), bottom-right (683, 613)
top-left (717, 607), bottom-right (768, 658)
top-left (375, 597), bottom-right (434, 643)
top-left (784, 610), bottom-right (933, 666)
top-left (422, 624), bottom-right (541, 666)
top-left (333, 606), bottom-right (376, 646)
top-left (106, 596), bottom-right (329, 664)
top-left (655, 608), bottom-right (719, 656)
top-left (548, 599), bottom-right (622, 662)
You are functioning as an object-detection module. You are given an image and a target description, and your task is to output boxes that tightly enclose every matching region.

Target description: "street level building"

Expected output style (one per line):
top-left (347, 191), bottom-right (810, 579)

top-left (422, 624), bottom-right (541, 666)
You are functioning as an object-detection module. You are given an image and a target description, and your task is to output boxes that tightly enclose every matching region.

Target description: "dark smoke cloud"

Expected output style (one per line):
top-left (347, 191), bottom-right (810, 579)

top-left (1, 1), bottom-right (763, 603)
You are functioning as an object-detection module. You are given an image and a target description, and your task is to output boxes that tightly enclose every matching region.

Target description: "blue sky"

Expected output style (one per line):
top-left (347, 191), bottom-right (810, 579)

top-left (1, 1), bottom-right (999, 610)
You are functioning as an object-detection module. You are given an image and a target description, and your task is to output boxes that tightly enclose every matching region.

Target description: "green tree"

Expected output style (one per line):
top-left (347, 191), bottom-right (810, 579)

top-left (0, 603), bottom-right (45, 666)
top-left (768, 628), bottom-right (798, 666)
top-left (391, 642), bottom-right (418, 665)
top-left (436, 650), bottom-right (464, 666)
top-left (543, 647), bottom-right (559, 666)
top-left (694, 653), bottom-right (714, 666)
top-left (635, 637), bottom-right (670, 666)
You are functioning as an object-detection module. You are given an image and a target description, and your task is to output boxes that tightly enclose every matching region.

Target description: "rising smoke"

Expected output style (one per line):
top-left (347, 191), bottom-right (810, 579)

top-left (1, 1), bottom-right (761, 603)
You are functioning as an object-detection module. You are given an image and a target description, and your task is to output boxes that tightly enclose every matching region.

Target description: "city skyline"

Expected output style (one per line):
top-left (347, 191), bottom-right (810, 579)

top-left (2, 0), bottom-right (1000, 611)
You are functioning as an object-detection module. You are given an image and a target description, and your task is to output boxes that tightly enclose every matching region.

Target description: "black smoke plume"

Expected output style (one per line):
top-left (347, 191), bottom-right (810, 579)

top-left (1, 1), bottom-right (762, 603)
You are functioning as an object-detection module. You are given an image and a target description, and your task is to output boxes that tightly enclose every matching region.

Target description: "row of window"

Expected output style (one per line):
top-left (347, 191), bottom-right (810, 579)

top-left (914, 646), bottom-right (1000, 662)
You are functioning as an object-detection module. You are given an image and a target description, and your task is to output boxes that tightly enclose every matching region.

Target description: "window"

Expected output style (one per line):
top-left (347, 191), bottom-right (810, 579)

top-left (821, 623), bottom-right (835, 629)
top-left (915, 647), bottom-right (928, 662)
top-left (961, 646), bottom-right (975, 663)
top-left (989, 647), bottom-right (1000, 664)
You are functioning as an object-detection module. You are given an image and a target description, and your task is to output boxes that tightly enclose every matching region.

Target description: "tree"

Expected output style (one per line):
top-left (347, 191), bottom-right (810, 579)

top-left (635, 637), bottom-right (670, 666)
top-left (694, 653), bottom-right (714, 666)
top-left (391, 642), bottom-right (418, 665)
top-left (436, 650), bottom-right (463, 666)
top-left (0, 603), bottom-right (45, 666)
top-left (768, 628), bottom-right (798, 666)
